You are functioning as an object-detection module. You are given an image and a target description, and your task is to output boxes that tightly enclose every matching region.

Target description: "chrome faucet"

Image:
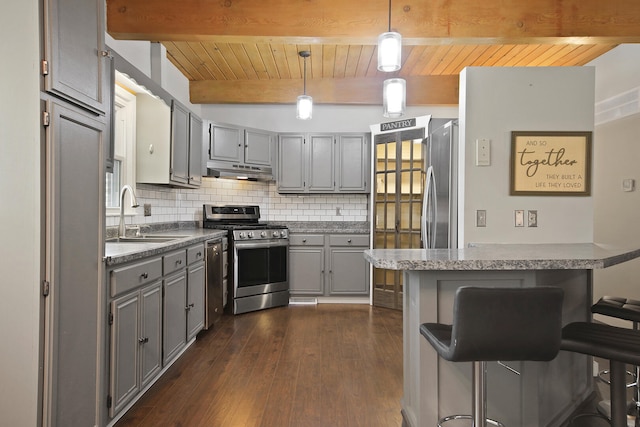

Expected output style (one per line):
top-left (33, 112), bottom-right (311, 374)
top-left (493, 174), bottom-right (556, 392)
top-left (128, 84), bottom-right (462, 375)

top-left (119, 185), bottom-right (139, 239)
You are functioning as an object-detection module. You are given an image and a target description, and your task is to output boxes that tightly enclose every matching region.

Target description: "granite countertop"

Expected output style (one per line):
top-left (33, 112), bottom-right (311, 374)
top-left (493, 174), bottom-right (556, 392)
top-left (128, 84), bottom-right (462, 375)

top-left (105, 228), bottom-right (227, 266)
top-left (278, 221), bottom-right (369, 234)
top-left (364, 243), bottom-right (640, 271)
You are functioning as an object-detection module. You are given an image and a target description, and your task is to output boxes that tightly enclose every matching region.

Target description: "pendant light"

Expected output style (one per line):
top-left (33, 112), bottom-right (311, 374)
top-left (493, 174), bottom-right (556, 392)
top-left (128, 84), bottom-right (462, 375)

top-left (296, 50), bottom-right (312, 120)
top-left (377, 0), bottom-right (402, 72)
top-left (383, 78), bottom-right (406, 118)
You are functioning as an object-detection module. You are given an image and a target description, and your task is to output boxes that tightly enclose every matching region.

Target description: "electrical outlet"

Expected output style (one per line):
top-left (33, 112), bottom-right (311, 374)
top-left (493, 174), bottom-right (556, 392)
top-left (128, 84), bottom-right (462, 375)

top-left (476, 210), bottom-right (486, 227)
top-left (528, 210), bottom-right (538, 227)
top-left (515, 210), bottom-right (524, 227)
top-left (144, 203), bottom-right (152, 216)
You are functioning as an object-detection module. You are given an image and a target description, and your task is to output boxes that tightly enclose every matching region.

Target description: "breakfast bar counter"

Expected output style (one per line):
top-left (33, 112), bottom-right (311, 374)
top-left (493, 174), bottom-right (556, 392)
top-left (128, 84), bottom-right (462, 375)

top-left (364, 243), bottom-right (640, 427)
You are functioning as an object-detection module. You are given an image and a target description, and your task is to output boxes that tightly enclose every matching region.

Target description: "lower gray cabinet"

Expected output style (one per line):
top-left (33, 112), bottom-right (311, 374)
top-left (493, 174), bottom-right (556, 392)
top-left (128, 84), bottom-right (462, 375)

top-left (290, 233), bottom-right (369, 296)
top-left (107, 242), bottom-right (206, 421)
top-left (328, 235), bottom-right (370, 295)
top-left (163, 270), bottom-right (188, 365)
top-left (186, 245), bottom-right (205, 340)
top-left (289, 234), bottom-right (325, 295)
top-left (109, 281), bottom-right (162, 417)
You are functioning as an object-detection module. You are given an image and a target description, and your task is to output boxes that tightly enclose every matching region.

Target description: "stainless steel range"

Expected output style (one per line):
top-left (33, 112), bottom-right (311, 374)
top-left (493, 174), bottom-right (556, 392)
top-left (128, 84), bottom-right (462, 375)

top-left (203, 204), bottom-right (289, 314)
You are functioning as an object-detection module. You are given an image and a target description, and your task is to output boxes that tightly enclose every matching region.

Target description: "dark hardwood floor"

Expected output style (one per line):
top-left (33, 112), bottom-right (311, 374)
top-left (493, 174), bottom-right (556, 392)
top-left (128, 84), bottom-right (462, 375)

top-left (114, 304), bottom-right (404, 427)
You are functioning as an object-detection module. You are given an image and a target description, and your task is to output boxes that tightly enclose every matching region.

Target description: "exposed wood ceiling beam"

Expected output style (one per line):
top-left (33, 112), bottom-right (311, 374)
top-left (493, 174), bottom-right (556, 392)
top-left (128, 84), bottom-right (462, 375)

top-left (107, 0), bottom-right (640, 44)
top-left (106, 0), bottom-right (640, 105)
top-left (190, 75), bottom-right (459, 105)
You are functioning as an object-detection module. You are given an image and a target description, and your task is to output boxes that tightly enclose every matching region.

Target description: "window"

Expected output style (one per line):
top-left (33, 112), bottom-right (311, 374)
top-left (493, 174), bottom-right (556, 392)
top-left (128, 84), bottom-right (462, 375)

top-left (106, 79), bottom-right (137, 215)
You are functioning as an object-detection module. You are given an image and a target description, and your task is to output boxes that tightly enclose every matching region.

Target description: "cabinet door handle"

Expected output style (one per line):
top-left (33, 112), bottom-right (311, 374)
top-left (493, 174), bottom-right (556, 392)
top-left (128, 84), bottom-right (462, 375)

top-left (176, 259), bottom-right (183, 265)
top-left (185, 303), bottom-right (195, 310)
top-left (197, 251), bottom-right (202, 257)
top-left (347, 239), bottom-right (352, 243)
top-left (140, 272), bottom-right (148, 279)
top-left (138, 337), bottom-right (149, 344)
top-left (302, 239), bottom-right (307, 243)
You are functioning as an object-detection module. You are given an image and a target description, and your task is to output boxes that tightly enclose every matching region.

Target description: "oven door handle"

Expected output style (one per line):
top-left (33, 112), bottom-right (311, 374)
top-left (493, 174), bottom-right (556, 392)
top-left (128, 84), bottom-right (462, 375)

top-left (233, 240), bottom-right (289, 250)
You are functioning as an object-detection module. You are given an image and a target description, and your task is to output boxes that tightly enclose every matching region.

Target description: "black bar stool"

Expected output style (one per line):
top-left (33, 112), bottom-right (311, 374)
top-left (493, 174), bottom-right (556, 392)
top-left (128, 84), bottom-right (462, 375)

top-left (420, 286), bottom-right (564, 427)
top-left (562, 321), bottom-right (640, 427)
top-left (591, 296), bottom-right (640, 420)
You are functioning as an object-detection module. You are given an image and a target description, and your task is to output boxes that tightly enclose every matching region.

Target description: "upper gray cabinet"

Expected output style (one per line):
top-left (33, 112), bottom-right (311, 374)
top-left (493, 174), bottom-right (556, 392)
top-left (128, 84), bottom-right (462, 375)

top-left (43, 0), bottom-right (109, 115)
top-left (136, 95), bottom-right (203, 188)
top-left (277, 133), bottom-right (370, 194)
top-left (209, 122), bottom-right (274, 170)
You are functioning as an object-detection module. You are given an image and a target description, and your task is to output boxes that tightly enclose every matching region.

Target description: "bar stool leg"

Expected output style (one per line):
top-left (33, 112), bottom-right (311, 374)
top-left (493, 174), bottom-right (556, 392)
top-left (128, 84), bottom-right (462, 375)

top-left (611, 360), bottom-right (629, 427)
top-left (473, 361), bottom-right (486, 427)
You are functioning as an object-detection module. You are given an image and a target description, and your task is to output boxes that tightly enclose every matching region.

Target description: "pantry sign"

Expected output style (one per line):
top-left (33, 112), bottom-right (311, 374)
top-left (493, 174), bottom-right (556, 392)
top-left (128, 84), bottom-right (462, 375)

top-left (510, 131), bottom-right (592, 196)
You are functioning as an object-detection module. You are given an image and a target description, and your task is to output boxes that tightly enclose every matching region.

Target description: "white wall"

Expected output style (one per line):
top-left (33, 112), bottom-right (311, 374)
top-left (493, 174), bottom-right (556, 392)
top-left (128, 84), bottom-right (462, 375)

top-left (589, 44), bottom-right (640, 325)
top-left (0, 1), bottom-right (41, 425)
top-left (460, 66), bottom-right (595, 245)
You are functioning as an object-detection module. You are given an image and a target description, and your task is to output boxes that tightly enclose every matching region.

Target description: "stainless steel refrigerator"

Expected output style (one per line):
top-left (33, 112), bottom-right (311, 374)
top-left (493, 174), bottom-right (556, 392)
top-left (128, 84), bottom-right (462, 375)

top-left (421, 120), bottom-right (458, 249)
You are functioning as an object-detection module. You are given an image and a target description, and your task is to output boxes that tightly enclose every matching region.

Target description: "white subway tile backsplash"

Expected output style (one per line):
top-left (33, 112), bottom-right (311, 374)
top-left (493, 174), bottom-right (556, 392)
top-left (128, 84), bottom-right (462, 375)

top-left (105, 179), bottom-right (368, 227)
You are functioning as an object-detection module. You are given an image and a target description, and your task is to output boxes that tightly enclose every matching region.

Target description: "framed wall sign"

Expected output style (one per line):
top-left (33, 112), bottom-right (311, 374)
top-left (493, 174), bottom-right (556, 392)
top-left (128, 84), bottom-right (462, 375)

top-left (510, 131), bottom-right (592, 196)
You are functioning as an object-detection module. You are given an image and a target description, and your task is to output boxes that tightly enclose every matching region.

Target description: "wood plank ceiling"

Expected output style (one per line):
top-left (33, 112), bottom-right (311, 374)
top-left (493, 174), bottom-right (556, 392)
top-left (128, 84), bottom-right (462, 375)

top-left (106, 0), bottom-right (640, 106)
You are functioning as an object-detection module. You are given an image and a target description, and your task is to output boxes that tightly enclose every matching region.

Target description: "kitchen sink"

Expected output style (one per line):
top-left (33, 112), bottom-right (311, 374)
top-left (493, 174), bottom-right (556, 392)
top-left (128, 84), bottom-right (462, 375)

top-left (107, 235), bottom-right (188, 243)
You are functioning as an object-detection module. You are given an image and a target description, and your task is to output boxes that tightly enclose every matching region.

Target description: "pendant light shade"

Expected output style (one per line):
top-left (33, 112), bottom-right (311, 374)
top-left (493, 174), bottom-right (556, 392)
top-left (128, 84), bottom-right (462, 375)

top-left (377, 0), bottom-right (402, 72)
top-left (296, 95), bottom-right (312, 120)
top-left (377, 32), bottom-right (402, 72)
top-left (296, 50), bottom-right (312, 120)
top-left (383, 78), bottom-right (406, 118)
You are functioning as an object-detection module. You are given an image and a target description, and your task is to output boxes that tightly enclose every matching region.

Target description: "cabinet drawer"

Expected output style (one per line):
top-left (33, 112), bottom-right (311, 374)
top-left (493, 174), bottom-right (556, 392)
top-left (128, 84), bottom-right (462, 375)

top-left (187, 243), bottom-right (205, 265)
top-left (329, 234), bottom-right (369, 247)
top-left (110, 257), bottom-right (162, 297)
top-left (290, 234), bottom-right (325, 246)
top-left (164, 250), bottom-right (187, 275)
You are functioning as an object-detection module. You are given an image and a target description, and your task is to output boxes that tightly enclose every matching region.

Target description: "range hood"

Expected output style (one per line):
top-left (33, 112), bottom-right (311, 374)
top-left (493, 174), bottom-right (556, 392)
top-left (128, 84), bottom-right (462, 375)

top-left (206, 161), bottom-right (274, 181)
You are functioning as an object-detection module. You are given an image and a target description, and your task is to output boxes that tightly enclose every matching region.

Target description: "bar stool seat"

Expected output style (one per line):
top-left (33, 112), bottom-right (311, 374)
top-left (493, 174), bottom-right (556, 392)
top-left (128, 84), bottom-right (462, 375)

top-left (562, 321), bottom-right (640, 427)
top-left (420, 286), bottom-right (564, 427)
top-left (591, 296), bottom-right (640, 421)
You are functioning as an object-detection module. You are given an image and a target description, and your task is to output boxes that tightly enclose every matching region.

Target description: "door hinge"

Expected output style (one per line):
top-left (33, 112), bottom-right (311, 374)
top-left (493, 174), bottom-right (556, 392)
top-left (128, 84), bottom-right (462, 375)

top-left (108, 312), bottom-right (114, 325)
top-left (41, 60), bottom-right (49, 76)
top-left (106, 395), bottom-right (112, 409)
top-left (42, 280), bottom-right (50, 297)
top-left (42, 111), bottom-right (50, 127)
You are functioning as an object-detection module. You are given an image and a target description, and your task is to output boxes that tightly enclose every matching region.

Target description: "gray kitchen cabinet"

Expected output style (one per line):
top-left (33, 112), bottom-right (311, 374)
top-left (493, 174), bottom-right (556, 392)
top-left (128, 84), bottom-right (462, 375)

top-left (108, 281), bottom-right (162, 418)
top-left (277, 134), bottom-right (306, 192)
top-left (289, 233), bottom-right (370, 296)
top-left (42, 0), bottom-right (108, 114)
top-left (328, 235), bottom-right (370, 295)
top-left (337, 134), bottom-right (370, 192)
top-left (186, 244), bottom-right (206, 341)
top-left (189, 113), bottom-right (204, 186)
top-left (42, 98), bottom-right (106, 427)
top-left (136, 95), bottom-right (202, 188)
top-left (277, 133), bottom-right (369, 194)
top-left (163, 250), bottom-right (188, 365)
top-left (170, 100), bottom-right (190, 185)
top-left (209, 122), bottom-right (274, 168)
top-left (289, 234), bottom-right (325, 295)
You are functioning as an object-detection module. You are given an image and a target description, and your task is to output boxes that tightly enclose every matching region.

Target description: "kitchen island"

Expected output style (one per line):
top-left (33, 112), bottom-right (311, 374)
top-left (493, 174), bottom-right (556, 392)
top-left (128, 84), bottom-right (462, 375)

top-left (364, 243), bottom-right (640, 427)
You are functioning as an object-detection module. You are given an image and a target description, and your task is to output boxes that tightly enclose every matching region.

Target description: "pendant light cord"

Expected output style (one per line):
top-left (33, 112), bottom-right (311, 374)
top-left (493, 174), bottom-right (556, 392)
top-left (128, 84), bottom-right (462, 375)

top-left (303, 56), bottom-right (307, 95)
top-left (388, 0), bottom-right (392, 32)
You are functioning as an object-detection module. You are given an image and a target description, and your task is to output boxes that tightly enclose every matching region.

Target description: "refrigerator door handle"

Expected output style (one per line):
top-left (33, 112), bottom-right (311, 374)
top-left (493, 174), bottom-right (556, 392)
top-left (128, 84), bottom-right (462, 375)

top-left (422, 166), bottom-right (437, 248)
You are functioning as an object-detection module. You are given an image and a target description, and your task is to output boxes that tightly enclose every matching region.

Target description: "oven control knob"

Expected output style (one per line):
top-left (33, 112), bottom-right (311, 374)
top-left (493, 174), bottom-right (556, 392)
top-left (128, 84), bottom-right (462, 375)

top-left (239, 232), bottom-right (247, 239)
top-left (248, 231), bottom-right (255, 239)
top-left (280, 230), bottom-right (287, 238)
top-left (260, 231), bottom-right (267, 238)
top-left (272, 231), bottom-right (280, 238)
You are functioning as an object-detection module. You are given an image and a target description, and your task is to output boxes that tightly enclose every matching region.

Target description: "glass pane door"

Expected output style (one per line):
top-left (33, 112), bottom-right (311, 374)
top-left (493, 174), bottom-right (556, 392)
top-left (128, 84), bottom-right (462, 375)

top-left (373, 129), bottom-right (426, 310)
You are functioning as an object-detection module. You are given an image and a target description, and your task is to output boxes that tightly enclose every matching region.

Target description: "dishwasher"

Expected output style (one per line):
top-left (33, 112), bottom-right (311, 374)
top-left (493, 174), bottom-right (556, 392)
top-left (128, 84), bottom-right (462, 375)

top-left (205, 237), bottom-right (227, 329)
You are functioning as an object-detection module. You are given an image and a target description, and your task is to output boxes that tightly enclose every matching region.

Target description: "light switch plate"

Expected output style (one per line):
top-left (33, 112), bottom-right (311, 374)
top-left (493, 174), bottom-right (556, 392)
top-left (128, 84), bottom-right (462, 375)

top-left (475, 138), bottom-right (491, 166)
top-left (515, 210), bottom-right (524, 227)
top-left (476, 210), bottom-right (486, 227)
